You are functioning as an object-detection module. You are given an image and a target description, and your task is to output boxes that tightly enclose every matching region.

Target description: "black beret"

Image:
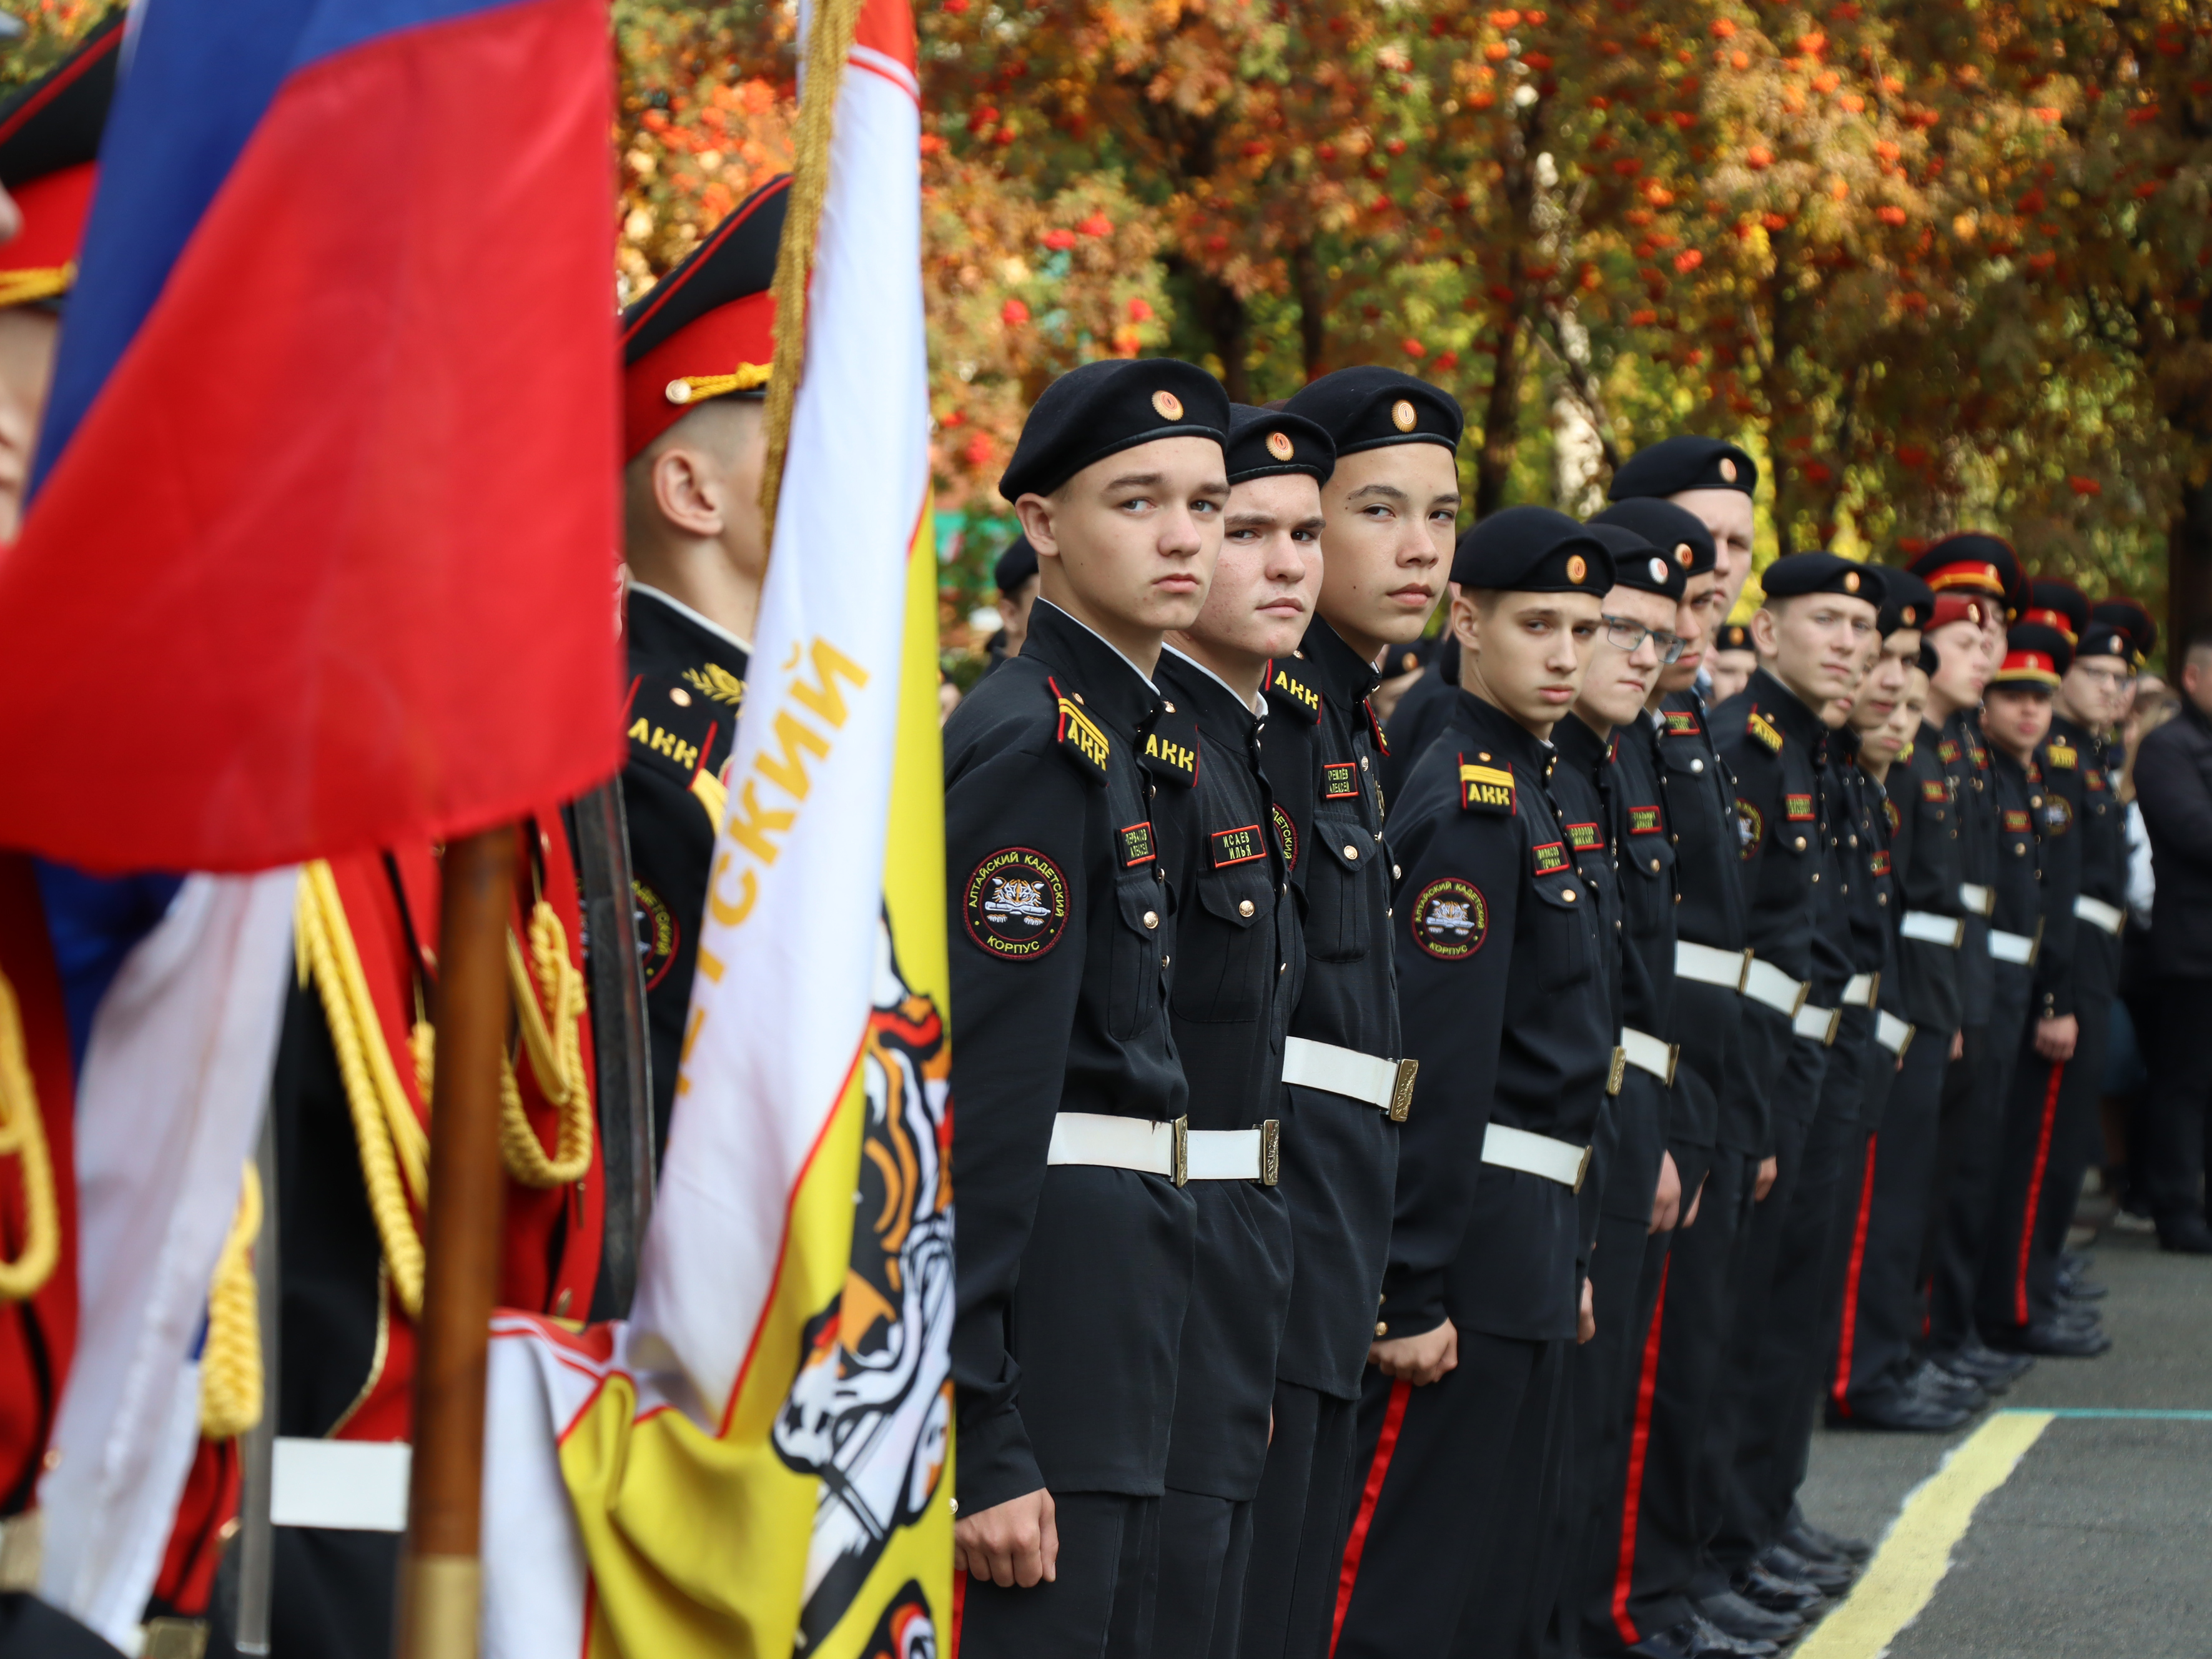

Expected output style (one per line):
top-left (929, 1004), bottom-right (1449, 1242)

top-left (1991, 621), bottom-right (2072, 688)
top-left (1608, 435), bottom-right (1758, 501)
top-left (1590, 498), bottom-right (1716, 577)
top-left (993, 536), bottom-right (1038, 595)
top-left (1915, 640), bottom-right (1942, 676)
top-left (1224, 404), bottom-right (1335, 487)
top-left (2023, 578), bottom-right (2089, 643)
top-left (2075, 621), bottom-right (2133, 664)
top-left (1451, 506), bottom-right (1615, 595)
top-left (1586, 522), bottom-right (1686, 601)
top-left (1910, 533), bottom-right (2025, 615)
top-left (1875, 567), bottom-right (1935, 636)
top-left (1283, 365), bottom-right (1463, 458)
top-left (1761, 551), bottom-right (1880, 605)
top-left (1000, 357), bottom-right (1229, 502)
top-left (1714, 623), bottom-right (1755, 654)
top-left (2091, 597), bottom-right (2156, 661)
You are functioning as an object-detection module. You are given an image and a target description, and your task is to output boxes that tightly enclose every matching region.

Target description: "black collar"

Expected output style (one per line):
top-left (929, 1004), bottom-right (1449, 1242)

top-left (1158, 648), bottom-right (1261, 741)
top-left (1552, 708), bottom-right (1612, 778)
top-left (1022, 600), bottom-right (1165, 736)
top-left (1746, 666), bottom-right (1826, 750)
top-left (1448, 686), bottom-right (1554, 777)
top-left (1301, 617), bottom-right (1383, 710)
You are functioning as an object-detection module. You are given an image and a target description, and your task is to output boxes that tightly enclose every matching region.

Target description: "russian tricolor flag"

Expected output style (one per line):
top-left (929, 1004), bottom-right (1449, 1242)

top-left (0, 0), bottom-right (622, 873)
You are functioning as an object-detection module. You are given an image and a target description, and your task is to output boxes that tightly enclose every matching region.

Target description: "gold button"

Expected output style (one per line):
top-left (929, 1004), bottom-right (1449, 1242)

top-left (1563, 888), bottom-right (1578, 903)
top-left (1794, 836), bottom-right (1807, 851)
top-left (1361, 756), bottom-right (1371, 770)
top-left (1238, 899), bottom-right (1255, 917)
top-left (669, 685), bottom-right (693, 706)
top-left (1393, 864), bottom-right (1402, 879)
top-left (2015, 844), bottom-right (2027, 856)
top-left (1651, 858), bottom-right (1662, 872)
top-left (1812, 872), bottom-right (1820, 883)
top-left (1143, 911), bottom-right (1159, 929)
top-left (1074, 691), bottom-right (1085, 705)
top-left (2031, 795), bottom-right (2042, 808)
top-left (1375, 1321), bottom-right (1389, 1337)
top-left (1345, 845), bottom-right (1360, 860)
top-left (1164, 701), bottom-right (1177, 713)
top-left (1692, 758), bottom-right (1705, 773)
top-left (1479, 752), bottom-right (1491, 762)
top-left (1280, 962), bottom-right (1288, 973)
top-left (1877, 893), bottom-right (1889, 905)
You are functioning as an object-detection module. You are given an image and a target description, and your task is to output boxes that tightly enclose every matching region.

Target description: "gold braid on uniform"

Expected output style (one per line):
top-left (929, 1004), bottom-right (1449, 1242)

top-left (296, 862), bottom-right (429, 1318)
top-left (756, 0), bottom-right (869, 543)
top-left (199, 1161), bottom-right (264, 1440)
top-left (412, 902), bottom-right (594, 1189)
top-left (0, 262), bottom-right (73, 309)
top-left (0, 968), bottom-right (59, 1304)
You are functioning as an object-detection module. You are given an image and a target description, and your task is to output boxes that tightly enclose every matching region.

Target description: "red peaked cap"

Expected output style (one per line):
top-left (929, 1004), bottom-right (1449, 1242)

top-left (619, 173), bottom-right (789, 462)
top-left (1908, 532), bottom-right (2029, 617)
top-left (0, 10), bottom-right (125, 305)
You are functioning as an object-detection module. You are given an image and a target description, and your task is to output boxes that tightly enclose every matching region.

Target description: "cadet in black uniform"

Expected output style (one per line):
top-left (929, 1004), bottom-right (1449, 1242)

top-left (1152, 405), bottom-right (1333, 1658)
top-left (1571, 498), bottom-right (1720, 1659)
top-left (1707, 625), bottom-right (1758, 706)
top-left (980, 536), bottom-right (1041, 678)
top-left (1380, 632), bottom-right (1459, 804)
top-left (944, 358), bottom-right (1229, 1655)
top-left (1238, 369), bottom-right (1461, 1659)
top-left (1333, 508), bottom-right (1616, 1659)
top-left (1977, 618), bottom-right (2105, 1355)
top-left (616, 178), bottom-right (790, 1153)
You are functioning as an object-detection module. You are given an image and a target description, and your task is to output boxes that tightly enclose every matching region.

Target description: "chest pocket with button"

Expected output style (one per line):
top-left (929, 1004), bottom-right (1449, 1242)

top-left (1172, 865), bottom-right (1276, 1024)
top-left (1108, 872), bottom-right (1171, 1041)
top-left (1624, 820), bottom-right (1676, 886)
top-left (1306, 819), bottom-right (1377, 963)
top-left (1529, 869), bottom-right (1599, 994)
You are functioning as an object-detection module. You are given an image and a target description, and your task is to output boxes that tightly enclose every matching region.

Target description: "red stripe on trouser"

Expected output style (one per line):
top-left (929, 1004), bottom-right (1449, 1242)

top-left (950, 1564), bottom-right (965, 1658)
top-left (1331, 1377), bottom-right (1413, 1656)
top-left (1830, 1133), bottom-right (1881, 1414)
top-left (1610, 1255), bottom-right (1673, 1647)
top-left (2013, 1058), bottom-right (2068, 1325)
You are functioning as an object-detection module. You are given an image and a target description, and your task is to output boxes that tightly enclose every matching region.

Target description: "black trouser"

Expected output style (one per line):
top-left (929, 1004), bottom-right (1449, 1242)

top-left (959, 1492), bottom-right (1160, 1659)
top-left (1697, 1029), bottom-right (1829, 1591)
top-left (1924, 974), bottom-right (2032, 1361)
top-left (0, 1594), bottom-right (121, 1659)
top-left (1238, 1382), bottom-right (1356, 1659)
top-left (1573, 1222), bottom-right (1675, 1656)
top-left (1978, 984), bottom-right (2114, 1332)
top-left (1334, 1332), bottom-right (1569, 1659)
top-left (1599, 1148), bottom-right (1760, 1645)
top-left (1830, 1028), bottom-right (1951, 1413)
top-left (2137, 976), bottom-right (2212, 1227)
top-left (1158, 1493), bottom-right (1257, 1659)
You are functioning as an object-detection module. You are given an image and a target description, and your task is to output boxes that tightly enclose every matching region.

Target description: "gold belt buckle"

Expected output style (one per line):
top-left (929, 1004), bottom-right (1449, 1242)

top-left (1573, 1144), bottom-right (1593, 1194)
top-left (1172, 1116), bottom-right (1189, 1187)
top-left (1736, 947), bottom-right (1755, 993)
top-left (1606, 1046), bottom-right (1627, 1097)
top-left (1664, 1042), bottom-right (1681, 1087)
top-left (1389, 1057), bottom-right (1418, 1122)
top-left (1867, 969), bottom-right (1881, 1007)
top-left (1260, 1119), bottom-right (1281, 1186)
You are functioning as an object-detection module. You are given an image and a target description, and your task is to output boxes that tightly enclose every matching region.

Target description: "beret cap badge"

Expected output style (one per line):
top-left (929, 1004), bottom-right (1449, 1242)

top-left (1266, 430), bottom-right (1295, 460)
top-left (1719, 457), bottom-right (1738, 482)
top-left (1153, 390), bottom-right (1185, 420)
top-left (1566, 553), bottom-right (1587, 584)
top-left (1648, 557), bottom-right (1668, 584)
top-left (1844, 570), bottom-right (1860, 593)
top-left (1391, 399), bottom-right (1418, 432)
top-left (1676, 543), bottom-right (1693, 567)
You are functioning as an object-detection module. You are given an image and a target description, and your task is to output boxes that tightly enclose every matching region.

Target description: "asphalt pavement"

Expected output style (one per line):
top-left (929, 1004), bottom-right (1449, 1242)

top-left (1795, 1218), bottom-right (2212, 1658)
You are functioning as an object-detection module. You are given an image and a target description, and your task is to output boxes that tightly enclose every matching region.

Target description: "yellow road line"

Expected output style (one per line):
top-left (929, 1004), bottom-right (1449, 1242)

top-left (1795, 1410), bottom-right (2053, 1659)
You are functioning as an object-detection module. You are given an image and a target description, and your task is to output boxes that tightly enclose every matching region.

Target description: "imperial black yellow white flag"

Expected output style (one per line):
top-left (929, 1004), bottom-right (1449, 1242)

top-left (480, 0), bottom-right (950, 1648)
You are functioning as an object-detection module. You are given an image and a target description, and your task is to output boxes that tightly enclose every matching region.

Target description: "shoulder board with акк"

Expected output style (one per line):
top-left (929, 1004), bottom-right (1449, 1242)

top-left (2046, 742), bottom-right (2077, 770)
top-left (1140, 702), bottom-right (1202, 788)
top-left (1459, 754), bottom-right (1515, 815)
top-left (1746, 710), bottom-right (1784, 753)
top-left (1365, 700), bottom-right (1391, 756)
top-left (1047, 676), bottom-right (1111, 785)
top-left (1264, 655), bottom-right (1324, 724)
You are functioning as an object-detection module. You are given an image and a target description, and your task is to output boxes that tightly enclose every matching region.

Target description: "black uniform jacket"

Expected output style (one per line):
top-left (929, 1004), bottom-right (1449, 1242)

top-left (1260, 621), bottom-right (1405, 1400)
top-left (620, 585), bottom-right (748, 1155)
top-left (1604, 710), bottom-right (1681, 1219)
top-left (1155, 649), bottom-right (1299, 1500)
top-left (2136, 703), bottom-right (2212, 978)
top-left (943, 601), bottom-right (1200, 1512)
top-left (1380, 640), bottom-right (1459, 806)
top-left (1656, 690), bottom-right (1747, 1164)
top-left (2065, 716), bottom-right (2127, 999)
top-left (1712, 669), bottom-right (1830, 1152)
top-left (1550, 712), bottom-right (1626, 1251)
top-left (1891, 723), bottom-right (1965, 1036)
top-left (1938, 711), bottom-right (1998, 1026)
top-left (2032, 725), bottom-right (2087, 1021)
top-left (1985, 745), bottom-right (2045, 1016)
top-left (1382, 690), bottom-right (1611, 1345)
top-left (1809, 727), bottom-right (1860, 1005)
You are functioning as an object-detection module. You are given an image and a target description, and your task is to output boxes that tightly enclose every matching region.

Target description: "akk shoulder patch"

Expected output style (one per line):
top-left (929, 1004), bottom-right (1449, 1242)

top-left (1046, 677), bottom-right (1111, 785)
top-left (1140, 704), bottom-right (1201, 788)
top-left (1664, 708), bottom-right (1702, 737)
top-left (1629, 804), bottom-right (1664, 836)
top-left (1531, 840), bottom-right (1571, 876)
top-left (1264, 655), bottom-right (1324, 724)
top-left (1120, 821), bottom-right (1156, 867)
top-left (1322, 760), bottom-right (1361, 800)
top-left (1365, 698), bottom-right (1391, 756)
top-left (1566, 821), bottom-right (1604, 853)
top-left (1459, 755), bottom-right (1515, 815)
top-left (1211, 823), bottom-right (1267, 867)
top-left (1411, 876), bottom-right (1489, 960)
top-left (1747, 710), bottom-right (1784, 753)
top-left (964, 848), bottom-right (1072, 961)
top-left (2046, 741), bottom-right (2077, 770)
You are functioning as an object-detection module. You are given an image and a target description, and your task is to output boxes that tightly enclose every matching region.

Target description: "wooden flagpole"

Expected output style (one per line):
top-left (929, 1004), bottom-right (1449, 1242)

top-left (393, 825), bottom-right (516, 1659)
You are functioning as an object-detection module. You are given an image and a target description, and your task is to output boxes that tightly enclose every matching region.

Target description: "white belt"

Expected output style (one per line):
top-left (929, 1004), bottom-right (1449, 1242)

top-left (1676, 940), bottom-right (1752, 991)
top-left (1959, 882), bottom-right (1995, 917)
top-left (1842, 972), bottom-right (1879, 1008)
top-left (1281, 1036), bottom-right (1418, 1122)
top-left (272, 1437), bottom-right (413, 1532)
top-left (2075, 895), bottom-right (2125, 936)
top-left (1743, 957), bottom-right (1810, 1018)
top-left (1792, 1002), bottom-right (1842, 1046)
top-left (1481, 1122), bottom-right (1591, 1191)
top-left (1875, 1012), bottom-right (1916, 1057)
top-left (1047, 1111), bottom-right (1280, 1184)
top-left (1621, 1027), bottom-right (1679, 1084)
top-left (1900, 910), bottom-right (1965, 948)
top-left (1988, 929), bottom-right (2037, 966)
